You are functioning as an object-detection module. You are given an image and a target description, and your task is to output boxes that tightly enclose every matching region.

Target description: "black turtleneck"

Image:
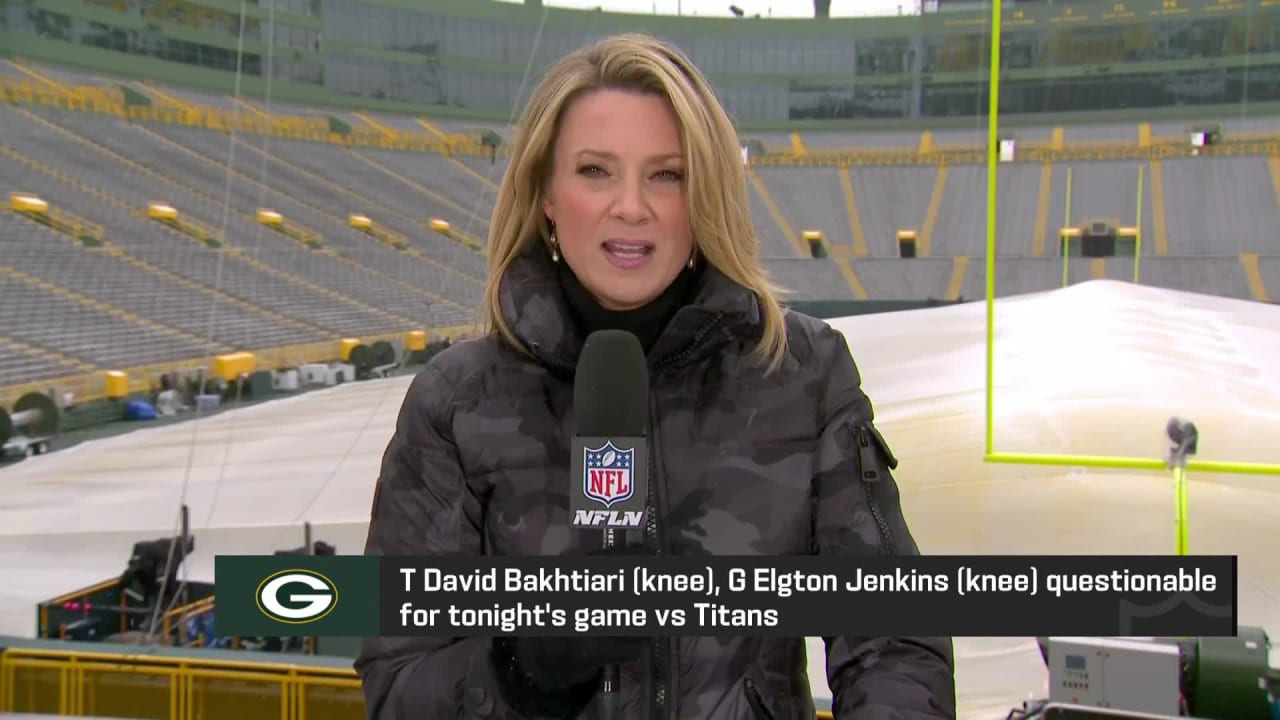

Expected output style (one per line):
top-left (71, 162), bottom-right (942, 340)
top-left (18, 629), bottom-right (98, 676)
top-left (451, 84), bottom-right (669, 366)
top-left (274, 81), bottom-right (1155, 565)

top-left (557, 261), bottom-right (698, 355)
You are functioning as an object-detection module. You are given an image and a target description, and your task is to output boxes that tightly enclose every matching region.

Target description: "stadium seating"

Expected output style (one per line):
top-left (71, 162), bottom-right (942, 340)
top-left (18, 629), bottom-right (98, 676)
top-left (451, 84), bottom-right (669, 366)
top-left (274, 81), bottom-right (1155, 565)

top-left (754, 167), bottom-right (846, 257)
top-left (845, 167), bottom-right (940, 257)
top-left (0, 238), bottom-right (219, 370)
top-left (1162, 156), bottom-right (1280, 256)
top-left (1, 105), bottom-right (485, 331)
top-left (1, 61), bottom-right (1277, 395)
top-left (758, 258), bottom-right (862, 301)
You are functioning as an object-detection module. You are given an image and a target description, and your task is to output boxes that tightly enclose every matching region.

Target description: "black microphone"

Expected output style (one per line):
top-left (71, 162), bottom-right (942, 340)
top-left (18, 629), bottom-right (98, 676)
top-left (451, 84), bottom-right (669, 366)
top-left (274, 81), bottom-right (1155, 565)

top-left (570, 330), bottom-right (650, 720)
top-left (570, 329), bottom-right (650, 537)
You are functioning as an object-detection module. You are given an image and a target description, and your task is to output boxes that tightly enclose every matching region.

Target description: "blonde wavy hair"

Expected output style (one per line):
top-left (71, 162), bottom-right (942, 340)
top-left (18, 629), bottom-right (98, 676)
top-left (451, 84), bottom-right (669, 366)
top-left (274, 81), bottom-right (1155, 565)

top-left (482, 33), bottom-right (789, 370)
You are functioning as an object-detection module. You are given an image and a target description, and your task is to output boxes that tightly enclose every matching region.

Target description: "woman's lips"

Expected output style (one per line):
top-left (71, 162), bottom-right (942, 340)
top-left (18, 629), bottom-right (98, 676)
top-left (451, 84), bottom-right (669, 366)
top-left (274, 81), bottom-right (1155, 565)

top-left (602, 240), bottom-right (654, 270)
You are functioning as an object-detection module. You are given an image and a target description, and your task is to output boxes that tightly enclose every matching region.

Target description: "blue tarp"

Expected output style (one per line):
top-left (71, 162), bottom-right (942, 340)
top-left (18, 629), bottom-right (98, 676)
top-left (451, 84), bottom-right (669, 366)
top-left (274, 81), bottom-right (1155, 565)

top-left (124, 399), bottom-right (158, 420)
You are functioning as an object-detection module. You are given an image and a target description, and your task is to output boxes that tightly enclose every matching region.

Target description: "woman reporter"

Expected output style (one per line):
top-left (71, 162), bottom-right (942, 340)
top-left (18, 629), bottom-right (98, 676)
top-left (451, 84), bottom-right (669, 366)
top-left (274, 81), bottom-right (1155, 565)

top-left (356, 33), bottom-right (955, 720)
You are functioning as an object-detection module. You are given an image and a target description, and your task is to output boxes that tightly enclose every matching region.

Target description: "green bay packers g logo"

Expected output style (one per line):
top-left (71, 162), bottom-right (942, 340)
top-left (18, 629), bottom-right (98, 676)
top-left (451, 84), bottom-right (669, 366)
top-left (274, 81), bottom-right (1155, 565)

top-left (256, 569), bottom-right (338, 624)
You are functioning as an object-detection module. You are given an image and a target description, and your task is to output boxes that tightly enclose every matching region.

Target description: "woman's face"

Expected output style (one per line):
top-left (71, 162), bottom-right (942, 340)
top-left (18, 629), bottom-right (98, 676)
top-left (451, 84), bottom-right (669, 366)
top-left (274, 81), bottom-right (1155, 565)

top-left (542, 89), bottom-right (694, 311)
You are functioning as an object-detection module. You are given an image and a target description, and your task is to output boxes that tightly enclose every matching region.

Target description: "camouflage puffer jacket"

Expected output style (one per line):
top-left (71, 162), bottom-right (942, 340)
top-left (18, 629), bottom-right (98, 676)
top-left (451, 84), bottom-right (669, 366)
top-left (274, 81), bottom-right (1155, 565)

top-left (356, 247), bottom-right (956, 720)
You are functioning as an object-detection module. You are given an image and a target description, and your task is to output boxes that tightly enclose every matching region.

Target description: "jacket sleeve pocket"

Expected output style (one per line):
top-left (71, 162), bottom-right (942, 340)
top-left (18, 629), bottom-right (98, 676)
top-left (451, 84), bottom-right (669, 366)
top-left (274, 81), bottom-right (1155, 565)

top-left (744, 678), bottom-right (777, 720)
top-left (848, 423), bottom-right (913, 556)
top-left (810, 326), bottom-right (956, 719)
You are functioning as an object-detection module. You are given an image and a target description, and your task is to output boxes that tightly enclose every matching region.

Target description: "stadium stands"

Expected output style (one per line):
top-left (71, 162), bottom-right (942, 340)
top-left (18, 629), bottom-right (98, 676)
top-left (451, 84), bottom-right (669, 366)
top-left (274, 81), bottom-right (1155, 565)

top-left (1162, 157), bottom-right (1280, 256)
top-left (2, 105), bottom-right (485, 328)
top-left (1063, 162), bottom-right (1146, 235)
top-left (1113, 257), bottom-right (1259, 301)
top-left (1, 60), bottom-right (1278, 395)
top-left (756, 167), bottom-right (849, 255)
top-left (145, 125), bottom-right (492, 272)
top-left (1259, 256), bottom-right (1280, 302)
top-left (0, 246), bottom-right (220, 370)
top-left (760, 258), bottom-right (860, 302)
top-left (855, 258), bottom-right (960, 302)
top-left (849, 167), bottom-right (938, 257)
top-left (351, 148), bottom-right (497, 235)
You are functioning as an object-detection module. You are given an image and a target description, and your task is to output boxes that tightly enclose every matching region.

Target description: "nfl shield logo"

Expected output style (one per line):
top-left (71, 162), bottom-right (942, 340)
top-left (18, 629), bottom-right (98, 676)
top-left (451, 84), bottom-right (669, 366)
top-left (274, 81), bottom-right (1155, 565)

top-left (583, 441), bottom-right (635, 508)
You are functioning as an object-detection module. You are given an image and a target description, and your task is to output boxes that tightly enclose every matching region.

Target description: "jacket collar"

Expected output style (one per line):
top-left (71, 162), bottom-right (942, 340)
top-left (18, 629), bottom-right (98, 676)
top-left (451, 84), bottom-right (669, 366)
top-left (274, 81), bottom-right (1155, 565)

top-left (497, 244), bottom-right (761, 376)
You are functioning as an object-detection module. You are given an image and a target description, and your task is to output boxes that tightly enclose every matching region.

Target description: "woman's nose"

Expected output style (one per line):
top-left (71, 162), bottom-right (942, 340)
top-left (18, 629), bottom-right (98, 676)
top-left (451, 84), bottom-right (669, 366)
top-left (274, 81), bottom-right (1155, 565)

top-left (611, 176), bottom-right (650, 223)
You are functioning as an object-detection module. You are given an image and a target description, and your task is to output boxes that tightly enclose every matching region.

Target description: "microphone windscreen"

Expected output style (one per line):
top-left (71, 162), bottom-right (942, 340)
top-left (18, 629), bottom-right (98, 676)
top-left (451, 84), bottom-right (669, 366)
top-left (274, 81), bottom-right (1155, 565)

top-left (574, 330), bottom-right (649, 437)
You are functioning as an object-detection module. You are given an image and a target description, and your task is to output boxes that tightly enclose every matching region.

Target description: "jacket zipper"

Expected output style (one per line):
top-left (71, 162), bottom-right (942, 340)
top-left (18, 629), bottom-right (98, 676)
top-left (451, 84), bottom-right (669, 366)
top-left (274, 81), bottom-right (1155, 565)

top-left (653, 313), bottom-right (725, 372)
top-left (854, 426), bottom-right (894, 553)
top-left (744, 678), bottom-right (776, 720)
top-left (644, 312), bottom-right (724, 720)
top-left (645, 400), bottom-right (670, 720)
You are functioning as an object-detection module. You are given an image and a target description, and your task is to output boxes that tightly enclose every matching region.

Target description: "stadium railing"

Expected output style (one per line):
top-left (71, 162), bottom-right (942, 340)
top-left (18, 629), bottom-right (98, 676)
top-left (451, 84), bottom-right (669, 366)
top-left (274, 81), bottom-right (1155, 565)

top-left (0, 643), bottom-right (362, 718)
top-left (0, 324), bottom-right (478, 411)
top-left (750, 134), bottom-right (1280, 166)
top-left (0, 642), bottom-right (838, 719)
top-left (5, 72), bottom-right (1280, 167)
top-left (0, 76), bottom-right (487, 157)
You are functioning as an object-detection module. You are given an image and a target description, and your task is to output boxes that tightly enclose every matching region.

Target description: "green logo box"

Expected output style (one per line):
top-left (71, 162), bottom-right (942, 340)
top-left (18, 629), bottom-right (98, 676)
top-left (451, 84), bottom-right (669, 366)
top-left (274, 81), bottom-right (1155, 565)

top-left (215, 555), bottom-right (381, 637)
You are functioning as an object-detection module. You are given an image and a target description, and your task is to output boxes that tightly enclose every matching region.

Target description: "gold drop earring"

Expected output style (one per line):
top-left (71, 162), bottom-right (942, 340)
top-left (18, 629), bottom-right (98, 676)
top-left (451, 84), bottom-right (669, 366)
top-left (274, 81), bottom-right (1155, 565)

top-left (549, 230), bottom-right (560, 263)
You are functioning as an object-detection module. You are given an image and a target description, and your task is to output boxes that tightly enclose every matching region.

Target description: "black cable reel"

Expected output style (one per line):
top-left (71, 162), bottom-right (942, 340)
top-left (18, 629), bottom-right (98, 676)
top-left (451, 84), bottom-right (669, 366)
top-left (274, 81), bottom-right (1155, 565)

top-left (0, 392), bottom-right (62, 456)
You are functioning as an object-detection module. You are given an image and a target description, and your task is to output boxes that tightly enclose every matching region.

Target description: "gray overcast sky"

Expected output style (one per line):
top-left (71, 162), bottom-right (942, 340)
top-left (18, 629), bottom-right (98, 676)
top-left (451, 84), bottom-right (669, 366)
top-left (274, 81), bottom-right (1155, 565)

top-left (493, 0), bottom-right (921, 18)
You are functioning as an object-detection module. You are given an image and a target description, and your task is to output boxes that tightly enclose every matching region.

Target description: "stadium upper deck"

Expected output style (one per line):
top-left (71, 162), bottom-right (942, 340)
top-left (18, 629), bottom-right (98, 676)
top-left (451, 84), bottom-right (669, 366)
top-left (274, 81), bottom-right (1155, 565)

top-left (2, 0), bottom-right (1278, 127)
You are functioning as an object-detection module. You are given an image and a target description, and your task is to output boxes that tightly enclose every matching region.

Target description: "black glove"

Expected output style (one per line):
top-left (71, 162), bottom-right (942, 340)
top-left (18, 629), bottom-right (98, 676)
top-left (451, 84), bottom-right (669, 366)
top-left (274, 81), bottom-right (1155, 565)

top-left (491, 543), bottom-right (653, 715)
top-left (501, 634), bottom-right (647, 692)
top-left (492, 634), bottom-right (646, 718)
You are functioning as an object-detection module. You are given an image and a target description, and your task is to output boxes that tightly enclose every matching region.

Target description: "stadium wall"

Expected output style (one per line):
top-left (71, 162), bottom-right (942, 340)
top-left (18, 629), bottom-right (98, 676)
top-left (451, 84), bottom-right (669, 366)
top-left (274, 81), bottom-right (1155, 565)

top-left (0, 634), bottom-right (367, 718)
top-left (789, 300), bottom-right (966, 318)
top-left (4, 0), bottom-right (1280, 129)
top-left (0, 634), bottom-right (834, 717)
top-left (0, 32), bottom-right (500, 120)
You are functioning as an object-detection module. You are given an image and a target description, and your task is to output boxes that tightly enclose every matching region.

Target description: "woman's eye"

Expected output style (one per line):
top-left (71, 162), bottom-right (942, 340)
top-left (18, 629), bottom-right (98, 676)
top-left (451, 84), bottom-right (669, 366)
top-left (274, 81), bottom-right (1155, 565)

top-left (575, 166), bottom-right (682, 181)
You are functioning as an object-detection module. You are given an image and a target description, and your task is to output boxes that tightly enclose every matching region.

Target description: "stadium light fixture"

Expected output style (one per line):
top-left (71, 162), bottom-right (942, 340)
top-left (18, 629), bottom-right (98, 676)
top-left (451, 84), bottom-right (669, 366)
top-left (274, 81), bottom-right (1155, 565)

top-left (980, 0), bottom-right (1280, 554)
